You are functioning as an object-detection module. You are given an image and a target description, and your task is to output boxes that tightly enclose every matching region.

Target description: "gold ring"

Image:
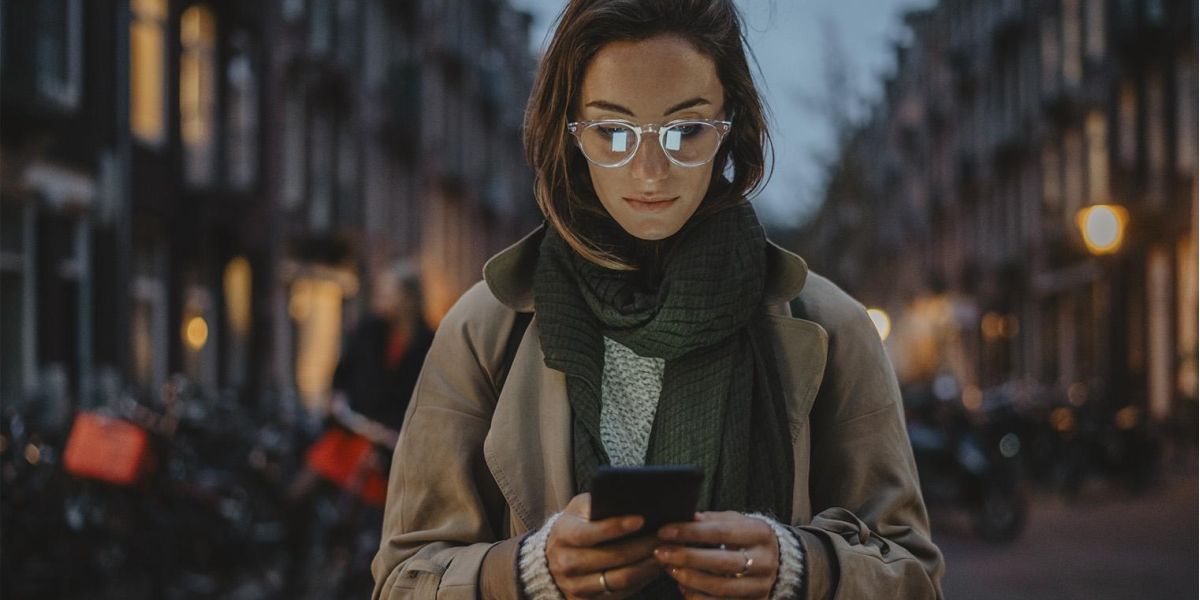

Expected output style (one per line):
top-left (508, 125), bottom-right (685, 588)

top-left (600, 570), bottom-right (613, 594)
top-left (734, 549), bottom-right (753, 578)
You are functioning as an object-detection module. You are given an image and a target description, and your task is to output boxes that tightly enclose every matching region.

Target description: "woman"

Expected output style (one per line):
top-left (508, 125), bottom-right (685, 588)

top-left (372, 1), bottom-right (945, 598)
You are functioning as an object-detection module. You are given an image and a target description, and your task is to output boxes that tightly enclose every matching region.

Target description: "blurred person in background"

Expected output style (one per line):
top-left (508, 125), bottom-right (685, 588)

top-left (285, 260), bottom-right (433, 597)
top-left (328, 259), bottom-right (434, 449)
top-left (372, 1), bottom-right (944, 599)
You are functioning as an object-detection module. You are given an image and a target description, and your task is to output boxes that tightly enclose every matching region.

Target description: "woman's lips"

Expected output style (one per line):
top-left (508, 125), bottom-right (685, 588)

top-left (624, 196), bottom-right (678, 213)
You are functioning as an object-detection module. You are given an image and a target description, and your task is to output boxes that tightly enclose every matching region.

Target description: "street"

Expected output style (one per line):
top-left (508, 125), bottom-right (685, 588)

top-left (937, 466), bottom-right (1198, 599)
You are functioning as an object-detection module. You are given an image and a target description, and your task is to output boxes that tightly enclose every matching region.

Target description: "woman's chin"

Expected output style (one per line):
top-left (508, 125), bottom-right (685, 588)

top-left (614, 220), bottom-right (681, 241)
top-left (608, 207), bottom-right (693, 241)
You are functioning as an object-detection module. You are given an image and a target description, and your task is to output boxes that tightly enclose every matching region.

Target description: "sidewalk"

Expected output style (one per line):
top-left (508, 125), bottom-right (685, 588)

top-left (936, 462), bottom-right (1198, 600)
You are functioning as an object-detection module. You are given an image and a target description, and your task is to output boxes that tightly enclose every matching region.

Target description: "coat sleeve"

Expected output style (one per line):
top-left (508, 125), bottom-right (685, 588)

top-left (371, 283), bottom-right (527, 600)
top-left (788, 292), bottom-right (946, 600)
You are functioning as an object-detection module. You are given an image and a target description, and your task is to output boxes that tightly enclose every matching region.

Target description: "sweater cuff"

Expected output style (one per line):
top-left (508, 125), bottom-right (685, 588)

top-left (745, 513), bottom-right (805, 600)
top-left (519, 511), bottom-right (567, 600)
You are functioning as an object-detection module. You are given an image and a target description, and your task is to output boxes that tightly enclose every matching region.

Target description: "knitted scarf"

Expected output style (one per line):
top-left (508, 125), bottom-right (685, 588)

top-left (533, 200), bottom-right (795, 534)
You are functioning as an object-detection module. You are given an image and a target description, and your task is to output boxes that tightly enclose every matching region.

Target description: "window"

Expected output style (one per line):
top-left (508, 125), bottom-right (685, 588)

top-left (223, 256), bottom-right (252, 387)
top-left (1061, 0), bottom-right (1081, 87)
top-left (1084, 0), bottom-right (1105, 60)
top-left (309, 112), bottom-right (333, 229)
top-left (281, 0), bottom-right (305, 21)
top-left (1117, 81), bottom-right (1138, 168)
top-left (1040, 14), bottom-right (1060, 93)
top-left (181, 5), bottom-right (217, 186)
top-left (281, 88), bottom-right (305, 209)
top-left (1146, 0), bottom-right (1165, 25)
top-left (336, 118), bottom-right (358, 225)
top-left (1176, 60), bottom-right (1198, 174)
top-left (1085, 111), bottom-right (1109, 204)
top-left (308, 0), bottom-right (332, 55)
top-left (335, 0), bottom-right (358, 66)
top-left (226, 34), bottom-right (259, 190)
top-left (1146, 68), bottom-right (1166, 204)
top-left (131, 0), bottom-right (167, 145)
top-left (1178, 232), bottom-right (1199, 399)
top-left (1063, 129), bottom-right (1083, 217)
top-left (0, 203), bottom-right (35, 404)
top-left (131, 241), bottom-right (168, 396)
top-left (290, 276), bottom-right (345, 413)
top-left (35, 0), bottom-right (82, 108)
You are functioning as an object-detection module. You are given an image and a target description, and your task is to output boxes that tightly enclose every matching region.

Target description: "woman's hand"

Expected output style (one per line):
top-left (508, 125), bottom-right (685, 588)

top-left (546, 493), bottom-right (664, 599)
top-left (654, 511), bottom-right (780, 600)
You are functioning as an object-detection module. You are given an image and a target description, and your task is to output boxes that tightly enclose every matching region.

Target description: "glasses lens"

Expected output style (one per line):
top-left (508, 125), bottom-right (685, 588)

top-left (578, 122), bottom-right (637, 167)
top-left (662, 122), bottom-right (722, 166)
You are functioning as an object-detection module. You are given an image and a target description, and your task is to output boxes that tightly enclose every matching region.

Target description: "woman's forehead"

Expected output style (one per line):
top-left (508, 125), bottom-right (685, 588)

top-left (580, 36), bottom-right (723, 118)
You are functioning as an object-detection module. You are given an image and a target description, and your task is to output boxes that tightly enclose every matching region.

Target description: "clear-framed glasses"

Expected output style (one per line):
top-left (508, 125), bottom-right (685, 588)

top-left (566, 118), bottom-right (733, 168)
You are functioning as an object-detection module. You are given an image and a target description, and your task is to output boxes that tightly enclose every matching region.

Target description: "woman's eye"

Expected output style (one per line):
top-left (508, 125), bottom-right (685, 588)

top-left (672, 124), bottom-right (700, 137)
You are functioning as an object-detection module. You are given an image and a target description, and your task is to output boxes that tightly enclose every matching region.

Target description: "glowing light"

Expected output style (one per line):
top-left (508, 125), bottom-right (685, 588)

top-left (962, 385), bottom-right (983, 411)
top-left (1051, 407), bottom-right (1076, 433)
top-left (292, 278), bottom-right (345, 412)
top-left (867, 308), bottom-right (891, 341)
top-left (24, 444), bottom-right (41, 465)
top-left (131, 0), bottom-right (167, 143)
top-left (1076, 204), bottom-right (1128, 255)
top-left (998, 433), bottom-right (1021, 458)
top-left (184, 316), bottom-right (209, 350)
top-left (981, 312), bottom-right (1005, 341)
top-left (224, 256), bottom-right (252, 337)
top-left (1001, 314), bottom-right (1020, 338)
top-left (180, 5), bottom-right (216, 145)
top-left (1115, 405), bottom-right (1140, 431)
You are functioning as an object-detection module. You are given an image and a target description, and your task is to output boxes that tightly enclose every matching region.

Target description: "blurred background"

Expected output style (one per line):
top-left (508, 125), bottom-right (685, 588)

top-left (0, 0), bottom-right (1196, 598)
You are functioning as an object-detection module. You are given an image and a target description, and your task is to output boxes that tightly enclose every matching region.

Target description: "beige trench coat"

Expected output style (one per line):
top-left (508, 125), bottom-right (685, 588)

top-left (372, 226), bottom-right (946, 599)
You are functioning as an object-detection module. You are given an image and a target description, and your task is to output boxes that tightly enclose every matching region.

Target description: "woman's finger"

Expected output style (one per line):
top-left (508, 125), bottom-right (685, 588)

top-left (551, 535), bottom-right (659, 576)
top-left (557, 555), bottom-right (661, 599)
top-left (555, 513), bottom-right (645, 548)
top-left (653, 544), bottom-right (775, 578)
top-left (657, 515), bottom-right (773, 548)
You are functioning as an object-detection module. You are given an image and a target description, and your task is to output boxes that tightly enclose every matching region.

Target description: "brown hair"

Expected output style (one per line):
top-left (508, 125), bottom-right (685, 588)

top-left (523, 0), bottom-right (774, 270)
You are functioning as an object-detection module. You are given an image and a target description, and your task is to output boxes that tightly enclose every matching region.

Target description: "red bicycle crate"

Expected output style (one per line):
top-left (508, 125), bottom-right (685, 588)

top-left (63, 411), bottom-right (152, 485)
top-left (305, 427), bottom-right (388, 506)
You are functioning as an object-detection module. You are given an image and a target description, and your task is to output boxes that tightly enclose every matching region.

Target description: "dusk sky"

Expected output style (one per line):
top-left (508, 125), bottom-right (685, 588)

top-left (509, 0), bottom-right (930, 227)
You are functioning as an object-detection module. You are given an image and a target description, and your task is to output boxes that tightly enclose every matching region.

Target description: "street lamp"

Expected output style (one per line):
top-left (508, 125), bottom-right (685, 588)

top-left (1076, 204), bottom-right (1129, 256)
top-left (1075, 203), bottom-right (1134, 456)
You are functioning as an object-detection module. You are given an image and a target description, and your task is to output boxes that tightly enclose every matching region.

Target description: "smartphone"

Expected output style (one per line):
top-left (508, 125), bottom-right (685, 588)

top-left (589, 465), bottom-right (704, 538)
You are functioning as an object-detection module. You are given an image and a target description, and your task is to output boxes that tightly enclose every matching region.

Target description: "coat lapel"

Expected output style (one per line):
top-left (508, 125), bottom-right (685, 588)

top-left (483, 316), bottom-right (573, 532)
top-left (766, 312), bottom-right (828, 430)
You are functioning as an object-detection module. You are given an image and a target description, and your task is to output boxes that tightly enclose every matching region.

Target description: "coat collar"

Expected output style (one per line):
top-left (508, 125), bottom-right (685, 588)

top-left (482, 223), bottom-right (811, 313)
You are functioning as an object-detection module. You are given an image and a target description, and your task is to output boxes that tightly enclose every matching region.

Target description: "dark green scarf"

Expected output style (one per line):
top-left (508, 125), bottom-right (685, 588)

top-left (533, 200), bottom-right (795, 527)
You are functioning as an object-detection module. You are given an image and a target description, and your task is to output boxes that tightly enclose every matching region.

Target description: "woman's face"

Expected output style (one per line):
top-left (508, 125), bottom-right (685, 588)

top-left (577, 35), bottom-right (726, 241)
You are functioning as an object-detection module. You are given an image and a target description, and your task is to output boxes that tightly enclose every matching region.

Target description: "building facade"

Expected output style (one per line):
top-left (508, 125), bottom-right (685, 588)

top-left (797, 0), bottom-right (1198, 433)
top-left (0, 0), bottom-right (540, 418)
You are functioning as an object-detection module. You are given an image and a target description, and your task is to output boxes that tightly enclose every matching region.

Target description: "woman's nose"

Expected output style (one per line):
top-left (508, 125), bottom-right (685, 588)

top-left (628, 136), bottom-right (669, 182)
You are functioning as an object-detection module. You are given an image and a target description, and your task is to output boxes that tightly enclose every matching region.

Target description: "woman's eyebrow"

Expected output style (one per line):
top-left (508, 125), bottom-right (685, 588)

top-left (584, 97), bottom-right (712, 117)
